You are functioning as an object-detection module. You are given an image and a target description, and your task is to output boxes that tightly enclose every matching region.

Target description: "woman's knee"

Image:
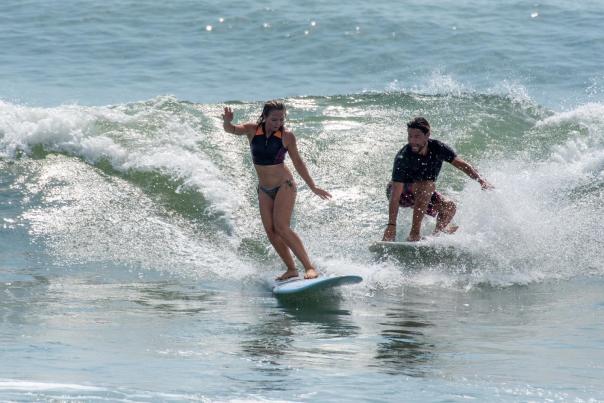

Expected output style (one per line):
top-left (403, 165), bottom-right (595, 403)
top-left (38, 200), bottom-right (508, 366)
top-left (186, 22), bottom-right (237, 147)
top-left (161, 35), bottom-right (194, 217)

top-left (273, 221), bottom-right (291, 238)
top-left (265, 227), bottom-right (280, 243)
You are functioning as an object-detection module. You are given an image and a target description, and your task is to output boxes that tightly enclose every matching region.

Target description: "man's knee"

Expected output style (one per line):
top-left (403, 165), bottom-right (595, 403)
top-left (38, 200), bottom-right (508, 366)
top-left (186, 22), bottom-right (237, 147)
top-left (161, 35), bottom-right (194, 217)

top-left (438, 198), bottom-right (456, 214)
top-left (413, 180), bottom-right (436, 193)
top-left (412, 181), bottom-right (436, 202)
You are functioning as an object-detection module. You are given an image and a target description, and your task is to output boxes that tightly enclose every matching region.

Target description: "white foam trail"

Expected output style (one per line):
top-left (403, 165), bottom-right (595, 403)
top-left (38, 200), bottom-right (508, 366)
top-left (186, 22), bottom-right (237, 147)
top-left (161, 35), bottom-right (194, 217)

top-left (0, 98), bottom-right (238, 218)
top-left (315, 256), bottom-right (406, 292)
top-left (536, 102), bottom-right (604, 128)
top-left (491, 80), bottom-right (535, 107)
top-left (0, 379), bottom-right (105, 391)
top-left (539, 102), bottom-right (604, 177)
top-left (301, 151), bottom-right (603, 290)
top-left (421, 71), bottom-right (467, 96)
top-left (447, 149), bottom-right (604, 285)
top-left (4, 96), bottom-right (604, 289)
top-left (19, 154), bottom-right (253, 279)
top-left (387, 70), bottom-right (467, 96)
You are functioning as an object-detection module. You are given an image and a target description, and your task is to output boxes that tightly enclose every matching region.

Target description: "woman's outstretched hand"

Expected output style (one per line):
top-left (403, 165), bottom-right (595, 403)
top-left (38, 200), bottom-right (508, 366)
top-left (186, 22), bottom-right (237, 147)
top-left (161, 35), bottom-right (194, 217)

top-left (311, 185), bottom-right (332, 200)
top-left (222, 107), bottom-right (234, 123)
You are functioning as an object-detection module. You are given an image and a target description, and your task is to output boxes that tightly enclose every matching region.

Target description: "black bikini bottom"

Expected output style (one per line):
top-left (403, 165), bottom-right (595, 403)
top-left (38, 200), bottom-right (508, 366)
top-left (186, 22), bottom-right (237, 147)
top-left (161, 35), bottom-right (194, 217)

top-left (257, 179), bottom-right (295, 200)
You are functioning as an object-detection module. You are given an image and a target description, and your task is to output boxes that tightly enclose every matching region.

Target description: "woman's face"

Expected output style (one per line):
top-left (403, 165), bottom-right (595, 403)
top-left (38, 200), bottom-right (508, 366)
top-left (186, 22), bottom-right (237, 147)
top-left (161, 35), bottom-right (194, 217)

top-left (264, 109), bottom-right (285, 134)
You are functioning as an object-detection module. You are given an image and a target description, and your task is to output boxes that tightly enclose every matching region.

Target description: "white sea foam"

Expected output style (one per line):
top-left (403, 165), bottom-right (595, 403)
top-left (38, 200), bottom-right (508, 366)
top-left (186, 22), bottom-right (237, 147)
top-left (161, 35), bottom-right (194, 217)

top-left (0, 379), bottom-right (105, 391)
top-left (4, 96), bottom-right (603, 290)
top-left (421, 71), bottom-right (467, 96)
top-left (0, 99), bottom-right (238, 217)
top-left (387, 71), bottom-right (467, 96)
top-left (447, 151), bottom-right (603, 285)
top-left (19, 155), bottom-right (254, 279)
top-left (0, 379), bottom-right (294, 403)
top-left (538, 102), bottom-right (604, 175)
top-left (536, 102), bottom-right (604, 128)
top-left (386, 73), bottom-right (538, 112)
top-left (491, 80), bottom-right (535, 107)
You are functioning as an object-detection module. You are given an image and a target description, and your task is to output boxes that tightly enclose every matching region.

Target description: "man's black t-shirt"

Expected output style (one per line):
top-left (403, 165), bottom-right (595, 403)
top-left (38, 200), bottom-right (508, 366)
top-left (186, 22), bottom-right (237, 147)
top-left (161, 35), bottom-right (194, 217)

top-left (391, 139), bottom-right (457, 183)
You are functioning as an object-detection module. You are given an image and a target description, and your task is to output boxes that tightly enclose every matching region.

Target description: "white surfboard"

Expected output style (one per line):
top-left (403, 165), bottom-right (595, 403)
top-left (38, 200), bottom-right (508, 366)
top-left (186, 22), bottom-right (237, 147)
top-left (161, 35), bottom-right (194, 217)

top-left (369, 239), bottom-right (474, 265)
top-left (272, 275), bottom-right (363, 296)
top-left (370, 240), bottom-right (436, 251)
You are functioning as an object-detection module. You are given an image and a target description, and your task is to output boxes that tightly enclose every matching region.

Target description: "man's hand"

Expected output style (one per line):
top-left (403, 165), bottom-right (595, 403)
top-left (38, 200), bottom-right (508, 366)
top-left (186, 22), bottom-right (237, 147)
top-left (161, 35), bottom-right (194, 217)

top-left (478, 178), bottom-right (494, 190)
top-left (382, 225), bottom-right (396, 242)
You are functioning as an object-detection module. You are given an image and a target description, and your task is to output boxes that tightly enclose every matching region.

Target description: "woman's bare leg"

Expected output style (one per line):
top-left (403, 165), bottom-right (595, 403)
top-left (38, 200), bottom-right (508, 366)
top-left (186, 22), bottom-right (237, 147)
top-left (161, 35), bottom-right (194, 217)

top-left (258, 190), bottom-right (298, 280)
top-left (272, 182), bottom-right (318, 279)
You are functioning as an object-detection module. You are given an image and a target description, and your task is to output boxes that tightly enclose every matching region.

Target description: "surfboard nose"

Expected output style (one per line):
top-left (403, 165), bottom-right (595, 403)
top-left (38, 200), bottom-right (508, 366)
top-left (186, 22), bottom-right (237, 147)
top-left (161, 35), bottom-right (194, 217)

top-left (272, 275), bottom-right (363, 295)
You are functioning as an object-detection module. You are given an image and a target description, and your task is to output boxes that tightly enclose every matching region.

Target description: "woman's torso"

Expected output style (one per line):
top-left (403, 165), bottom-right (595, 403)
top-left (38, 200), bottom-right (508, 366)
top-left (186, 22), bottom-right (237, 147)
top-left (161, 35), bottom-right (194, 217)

top-left (249, 125), bottom-right (293, 188)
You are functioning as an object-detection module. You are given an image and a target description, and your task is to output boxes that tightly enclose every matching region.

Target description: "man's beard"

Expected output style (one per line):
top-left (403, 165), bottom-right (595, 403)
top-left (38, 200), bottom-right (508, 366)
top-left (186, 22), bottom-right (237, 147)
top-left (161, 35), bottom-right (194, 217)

top-left (410, 144), bottom-right (423, 153)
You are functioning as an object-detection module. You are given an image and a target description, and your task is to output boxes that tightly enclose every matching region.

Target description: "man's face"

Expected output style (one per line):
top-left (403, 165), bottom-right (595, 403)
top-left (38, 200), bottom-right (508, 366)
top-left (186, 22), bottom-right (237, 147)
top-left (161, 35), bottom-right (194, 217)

top-left (407, 128), bottom-right (429, 153)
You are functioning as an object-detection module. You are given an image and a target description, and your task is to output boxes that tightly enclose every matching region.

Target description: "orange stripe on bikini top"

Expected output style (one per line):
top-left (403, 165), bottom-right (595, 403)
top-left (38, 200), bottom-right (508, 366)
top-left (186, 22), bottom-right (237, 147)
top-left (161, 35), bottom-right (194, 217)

top-left (255, 126), bottom-right (283, 139)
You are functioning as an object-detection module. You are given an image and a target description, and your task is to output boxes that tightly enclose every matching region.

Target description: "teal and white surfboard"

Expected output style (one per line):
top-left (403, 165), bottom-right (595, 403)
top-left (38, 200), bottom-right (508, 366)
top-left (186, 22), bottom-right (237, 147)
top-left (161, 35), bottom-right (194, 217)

top-left (272, 275), bottom-right (363, 296)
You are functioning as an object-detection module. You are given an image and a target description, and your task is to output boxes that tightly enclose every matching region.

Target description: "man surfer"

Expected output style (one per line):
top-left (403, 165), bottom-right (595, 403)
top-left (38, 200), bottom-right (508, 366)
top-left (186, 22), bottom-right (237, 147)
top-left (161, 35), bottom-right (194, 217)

top-left (382, 117), bottom-right (493, 242)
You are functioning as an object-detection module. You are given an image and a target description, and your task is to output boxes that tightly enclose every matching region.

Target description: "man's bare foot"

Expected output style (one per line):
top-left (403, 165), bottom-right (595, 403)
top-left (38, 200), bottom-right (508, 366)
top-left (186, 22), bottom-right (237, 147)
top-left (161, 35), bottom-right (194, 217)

top-left (443, 224), bottom-right (459, 234)
top-left (433, 224), bottom-right (459, 236)
top-left (304, 268), bottom-right (319, 279)
top-left (406, 234), bottom-right (422, 242)
top-left (276, 270), bottom-right (299, 281)
top-left (434, 224), bottom-right (459, 235)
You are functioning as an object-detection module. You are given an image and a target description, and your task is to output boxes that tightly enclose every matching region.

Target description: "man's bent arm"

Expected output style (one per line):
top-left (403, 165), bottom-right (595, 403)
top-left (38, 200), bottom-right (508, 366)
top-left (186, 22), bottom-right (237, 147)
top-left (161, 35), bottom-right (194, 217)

top-left (451, 157), bottom-right (493, 190)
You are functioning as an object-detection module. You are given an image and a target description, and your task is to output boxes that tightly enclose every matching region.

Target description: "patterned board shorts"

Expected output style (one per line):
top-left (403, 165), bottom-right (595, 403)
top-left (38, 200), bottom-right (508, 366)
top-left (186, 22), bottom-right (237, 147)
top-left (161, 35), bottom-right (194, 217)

top-left (386, 182), bottom-right (442, 217)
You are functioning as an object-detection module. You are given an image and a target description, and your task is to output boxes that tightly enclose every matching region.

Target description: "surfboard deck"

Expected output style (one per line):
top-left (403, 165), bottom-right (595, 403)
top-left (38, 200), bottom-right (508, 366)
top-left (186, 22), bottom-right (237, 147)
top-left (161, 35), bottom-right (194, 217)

top-left (369, 239), bottom-right (478, 266)
top-left (272, 275), bottom-right (363, 295)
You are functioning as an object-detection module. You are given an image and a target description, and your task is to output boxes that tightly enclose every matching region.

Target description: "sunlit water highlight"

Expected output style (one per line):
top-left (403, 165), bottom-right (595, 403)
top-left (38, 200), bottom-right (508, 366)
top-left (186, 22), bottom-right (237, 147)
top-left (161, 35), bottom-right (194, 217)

top-left (2, 0), bottom-right (604, 401)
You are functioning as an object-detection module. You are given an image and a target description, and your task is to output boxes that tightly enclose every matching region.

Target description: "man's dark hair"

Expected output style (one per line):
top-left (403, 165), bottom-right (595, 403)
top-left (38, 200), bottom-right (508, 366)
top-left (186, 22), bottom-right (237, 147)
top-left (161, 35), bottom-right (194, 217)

top-left (406, 117), bottom-right (431, 135)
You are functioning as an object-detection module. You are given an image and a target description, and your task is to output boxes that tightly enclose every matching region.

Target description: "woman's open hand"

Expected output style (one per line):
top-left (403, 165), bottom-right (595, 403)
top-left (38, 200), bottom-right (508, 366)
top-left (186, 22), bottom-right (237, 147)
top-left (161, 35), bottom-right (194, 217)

top-left (222, 107), bottom-right (234, 123)
top-left (311, 186), bottom-right (332, 200)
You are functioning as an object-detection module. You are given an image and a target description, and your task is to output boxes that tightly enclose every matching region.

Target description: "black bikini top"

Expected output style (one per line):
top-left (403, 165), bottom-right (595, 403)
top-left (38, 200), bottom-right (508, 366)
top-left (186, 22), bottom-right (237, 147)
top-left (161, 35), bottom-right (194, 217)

top-left (250, 125), bottom-right (288, 165)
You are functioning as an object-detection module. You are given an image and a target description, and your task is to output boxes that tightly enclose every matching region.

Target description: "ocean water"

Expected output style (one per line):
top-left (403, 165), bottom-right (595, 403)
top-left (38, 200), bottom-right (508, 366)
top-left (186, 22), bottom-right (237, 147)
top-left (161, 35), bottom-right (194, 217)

top-left (1, 1), bottom-right (604, 402)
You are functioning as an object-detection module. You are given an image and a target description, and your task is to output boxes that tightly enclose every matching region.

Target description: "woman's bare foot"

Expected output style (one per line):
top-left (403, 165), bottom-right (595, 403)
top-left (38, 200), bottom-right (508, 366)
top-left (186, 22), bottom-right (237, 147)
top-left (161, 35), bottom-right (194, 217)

top-left (304, 267), bottom-right (319, 279)
top-left (276, 269), bottom-right (299, 281)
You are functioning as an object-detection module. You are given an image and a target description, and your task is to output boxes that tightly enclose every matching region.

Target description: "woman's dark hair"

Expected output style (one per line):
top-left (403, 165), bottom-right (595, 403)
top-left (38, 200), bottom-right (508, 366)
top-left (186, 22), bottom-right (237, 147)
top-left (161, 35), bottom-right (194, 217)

top-left (406, 117), bottom-right (431, 135)
top-left (257, 100), bottom-right (286, 125)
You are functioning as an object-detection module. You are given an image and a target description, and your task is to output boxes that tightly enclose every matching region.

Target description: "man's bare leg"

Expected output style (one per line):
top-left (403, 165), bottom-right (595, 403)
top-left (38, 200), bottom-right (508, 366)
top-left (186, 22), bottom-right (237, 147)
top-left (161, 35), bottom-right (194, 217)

top-left (409, 181), bottom-right (435, 241)
top-left (434, 197), bottom-right (458, 235)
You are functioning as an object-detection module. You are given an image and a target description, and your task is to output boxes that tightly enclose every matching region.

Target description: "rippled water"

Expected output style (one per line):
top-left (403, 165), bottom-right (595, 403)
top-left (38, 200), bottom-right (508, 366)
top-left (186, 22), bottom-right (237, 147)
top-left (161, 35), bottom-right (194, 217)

top-left (2, 0), bottom-right (604, 401)
top-left (3, 266), bottom-right (603, 401)
top-left (2, 0), bottom-right (604, 107)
